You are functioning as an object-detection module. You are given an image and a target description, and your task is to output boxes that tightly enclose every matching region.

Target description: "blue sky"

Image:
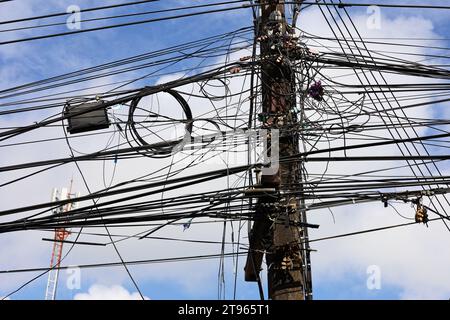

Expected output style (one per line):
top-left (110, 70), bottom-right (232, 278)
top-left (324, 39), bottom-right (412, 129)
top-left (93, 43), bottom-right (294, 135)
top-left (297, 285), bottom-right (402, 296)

top-left (1, 1), bottom-right (450, 300)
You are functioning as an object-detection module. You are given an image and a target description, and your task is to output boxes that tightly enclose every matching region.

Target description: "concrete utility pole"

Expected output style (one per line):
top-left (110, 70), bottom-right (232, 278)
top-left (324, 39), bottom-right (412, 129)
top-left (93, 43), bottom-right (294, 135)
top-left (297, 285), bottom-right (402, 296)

top-left (245, 0), bottom-right (311, 300)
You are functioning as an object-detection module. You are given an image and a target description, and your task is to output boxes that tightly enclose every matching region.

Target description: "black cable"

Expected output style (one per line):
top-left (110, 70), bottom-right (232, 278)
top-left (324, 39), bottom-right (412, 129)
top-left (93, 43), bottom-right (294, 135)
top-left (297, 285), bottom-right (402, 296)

top-left (0, 5), bottom-right (255, 46)
top-left (0, 0), bottom-right (160, 25)
top-left (0, 1), bottom-right (251, 34)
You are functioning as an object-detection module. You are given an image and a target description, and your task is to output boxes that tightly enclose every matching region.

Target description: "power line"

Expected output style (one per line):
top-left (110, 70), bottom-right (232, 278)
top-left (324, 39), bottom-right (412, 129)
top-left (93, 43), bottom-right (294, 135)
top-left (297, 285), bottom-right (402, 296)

top-left (0, 4), bottom-right (255, 46)
top-left (0, 1), bottom-right (251, 34)
top-left (297, 1), bottom-right (450, 10)
top-left (0, 0), bottom-right (160, 25)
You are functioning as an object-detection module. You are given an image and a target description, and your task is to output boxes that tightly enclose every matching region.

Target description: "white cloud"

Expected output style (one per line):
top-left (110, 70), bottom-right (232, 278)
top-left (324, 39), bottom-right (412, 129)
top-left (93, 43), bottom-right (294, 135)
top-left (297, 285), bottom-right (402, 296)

top-left (74, 284), bottom-right (149, 300)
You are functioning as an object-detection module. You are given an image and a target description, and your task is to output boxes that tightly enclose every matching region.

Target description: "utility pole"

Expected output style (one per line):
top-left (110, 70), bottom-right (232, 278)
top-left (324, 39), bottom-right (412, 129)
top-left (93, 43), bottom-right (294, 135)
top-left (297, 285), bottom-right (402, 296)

top-left (245, 0), bottom-right (311, 300)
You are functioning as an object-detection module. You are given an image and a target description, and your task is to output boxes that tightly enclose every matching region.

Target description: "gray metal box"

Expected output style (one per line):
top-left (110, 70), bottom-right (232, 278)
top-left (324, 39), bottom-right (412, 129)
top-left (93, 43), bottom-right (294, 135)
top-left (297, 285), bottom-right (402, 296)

top-left (65, 101), bottom-right (110, 134)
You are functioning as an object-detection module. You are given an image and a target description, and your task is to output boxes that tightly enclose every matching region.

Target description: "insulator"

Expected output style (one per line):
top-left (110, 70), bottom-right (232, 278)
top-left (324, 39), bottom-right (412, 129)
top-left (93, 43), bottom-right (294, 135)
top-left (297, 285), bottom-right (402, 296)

top-left (415, 205), bottom-right (429, 224)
